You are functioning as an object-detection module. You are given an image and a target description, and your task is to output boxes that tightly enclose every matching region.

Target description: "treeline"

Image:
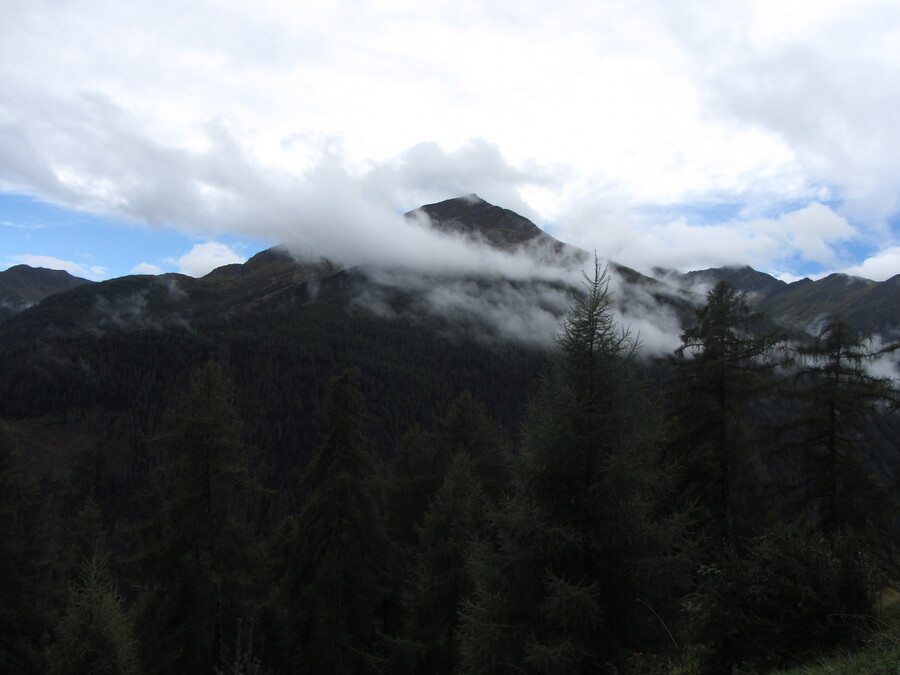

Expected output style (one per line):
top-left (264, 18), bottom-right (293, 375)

top-left (1, 266), bottom-right (898, 674)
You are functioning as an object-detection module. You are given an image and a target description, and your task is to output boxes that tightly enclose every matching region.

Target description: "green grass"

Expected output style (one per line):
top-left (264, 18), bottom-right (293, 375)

top-left (768, 587), bottom-right (900, 675)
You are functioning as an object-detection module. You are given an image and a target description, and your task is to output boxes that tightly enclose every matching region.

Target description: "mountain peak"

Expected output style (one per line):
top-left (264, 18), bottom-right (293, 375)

top-left (405, 195), bottom-right (546, 249)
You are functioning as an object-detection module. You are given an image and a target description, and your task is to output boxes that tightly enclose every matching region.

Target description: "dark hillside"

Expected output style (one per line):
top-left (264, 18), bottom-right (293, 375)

top-left (0, 264), bottom-right (91, 323)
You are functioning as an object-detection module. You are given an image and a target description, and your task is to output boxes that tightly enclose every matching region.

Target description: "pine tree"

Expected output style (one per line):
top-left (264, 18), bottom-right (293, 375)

top-left (665, 281), bottom-right (784, 552)
top-left (460, 261), bottom-right (694, 674)
top-left (790, 319), bottom-right (898, 537)
top-left (285, 368), bottom-right (390, 674)
top-left (135, 361), bottom-right (260, 674)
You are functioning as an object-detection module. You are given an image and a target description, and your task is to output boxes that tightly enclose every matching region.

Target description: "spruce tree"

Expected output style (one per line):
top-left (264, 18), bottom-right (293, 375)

top-left (135, 361), bottom-right (260, 674)
top-left (382, 391), bottom-right (510, 669)
top-left (402, 452), bottom-right (489, 674)
top-left (430, 391), bottom-right (510, 504)
top-left (47, 551), bottom-right (140, 674)
top-left (665, 281), bottom-right (784, 552)
top-left (285, 368), bottom-right (390, 674)
top-left (460, 261), bottom-right (694, 673)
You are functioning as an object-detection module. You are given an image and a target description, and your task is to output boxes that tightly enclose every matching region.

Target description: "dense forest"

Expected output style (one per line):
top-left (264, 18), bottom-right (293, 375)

top-left (1, 262), bottom-right (898, 674)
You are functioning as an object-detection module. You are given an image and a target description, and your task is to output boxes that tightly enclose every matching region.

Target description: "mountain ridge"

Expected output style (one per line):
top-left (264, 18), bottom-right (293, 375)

top-left (0, 195), bottom-right (895, 524)
top-left (1, 196), bottom-right (897, 338)
top-left (0, 264), bottom-right (92, 323)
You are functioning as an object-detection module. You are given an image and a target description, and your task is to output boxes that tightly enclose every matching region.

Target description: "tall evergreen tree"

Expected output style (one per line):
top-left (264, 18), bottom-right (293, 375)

top-left (285, 368), bottom-right (390, 674)
top-left (384, 390), bottom-right (509, 555)
top-left (790, 319), bottom-right (898, 537)
top-left (665, 281), bottom-right (784, 552)
top-left (47, 502), bottom-right (141, 675)
top-left (135, 361), bottom-right (260, 674)
top-left (460, 261), bottom-right (694, 674)
top-left (431, 391), bottom-right (510, 503)
top-left (381, 391), bottom-right (511, 668)
top-left (0, 421), bottom-right (54, 674)
top-left (402, 452), bottom-right (490, 674)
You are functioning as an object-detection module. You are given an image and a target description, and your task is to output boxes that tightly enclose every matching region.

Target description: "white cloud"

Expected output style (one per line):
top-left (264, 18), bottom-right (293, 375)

top-left (8, 254), bottom-right (107, 280)
top-left (168, 242), bottom-right (246, 277)
top-left (1, 219), bottom-right (43, 230)
top-left (131, 262), bottom-right (163, 275)
top-left (553, 200), bottom-right (861, 276)
top-left (0, 0), bottom-right (898, 280)
top-left (841, 246), bottom-right (900, 281)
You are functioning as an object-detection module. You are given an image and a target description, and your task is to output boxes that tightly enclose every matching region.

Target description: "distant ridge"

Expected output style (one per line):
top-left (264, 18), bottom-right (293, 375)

top-left (0, 264), bottom-right (91, 323)
top-left (658, 265), bottom-right (898, 337)
top-left (1, 196), bottom-right (897, 337)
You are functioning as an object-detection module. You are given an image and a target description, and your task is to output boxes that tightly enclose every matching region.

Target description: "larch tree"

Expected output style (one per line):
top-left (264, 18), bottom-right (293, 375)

top-left (459, 261), bottom-right (694, 674)
top-left (790, 319), bottom-right (898, 537)
top-left (665, 281), bottom-right (785, 553)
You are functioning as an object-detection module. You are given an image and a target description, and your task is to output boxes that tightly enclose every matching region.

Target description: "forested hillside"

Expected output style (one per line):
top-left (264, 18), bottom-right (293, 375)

top-left (0, 197), bottom-right (898, 674)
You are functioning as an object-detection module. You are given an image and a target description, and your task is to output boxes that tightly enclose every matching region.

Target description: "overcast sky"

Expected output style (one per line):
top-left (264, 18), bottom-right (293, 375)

top-left (1, 0), bottom-right (899, 282)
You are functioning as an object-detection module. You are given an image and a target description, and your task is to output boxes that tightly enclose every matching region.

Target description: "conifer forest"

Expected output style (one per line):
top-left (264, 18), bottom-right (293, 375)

top-left (1, 265), bottom-right (898, 675)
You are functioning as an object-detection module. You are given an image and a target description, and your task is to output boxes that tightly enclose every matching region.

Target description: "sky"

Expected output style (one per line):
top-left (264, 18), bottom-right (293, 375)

top-left (2, 0), bottom-right (900, 282)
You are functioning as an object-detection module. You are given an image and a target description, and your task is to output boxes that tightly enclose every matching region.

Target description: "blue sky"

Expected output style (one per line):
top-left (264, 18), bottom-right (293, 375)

top-left (1, 0), bottom-right (899, 283)
top-left (1, 193), bottom-right (271, 280)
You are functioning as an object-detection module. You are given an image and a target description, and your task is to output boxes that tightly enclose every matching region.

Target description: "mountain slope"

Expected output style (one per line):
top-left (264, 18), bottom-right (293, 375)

top-left (657, 265), bottom-right (899, 338)
top-left (0, 194), bottom-right (895, 531)
top-left (0, 265), bottom-right (92, 323)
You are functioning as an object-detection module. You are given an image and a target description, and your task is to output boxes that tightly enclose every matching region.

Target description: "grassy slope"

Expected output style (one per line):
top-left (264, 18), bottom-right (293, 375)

top-left (769, 587), bottom-right (900, 675)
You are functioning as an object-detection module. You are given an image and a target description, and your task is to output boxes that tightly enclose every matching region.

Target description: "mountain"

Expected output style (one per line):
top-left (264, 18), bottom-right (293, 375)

top-left (0, 195), bottom-right (896, 523)
top-left (0, 264), bottom-right (91, 323)
top-left (759, 273), bottom-right (899, 337)
top-left (408, 194), bottom-right (557, 248)
top-left (673, 264), bottom-right (786, 296)
top-left (656, 264), bottom-right (899, 338)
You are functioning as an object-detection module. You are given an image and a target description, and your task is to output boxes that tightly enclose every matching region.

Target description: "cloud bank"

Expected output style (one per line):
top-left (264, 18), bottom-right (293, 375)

top-left (1, 0), bottom-right (898, 282)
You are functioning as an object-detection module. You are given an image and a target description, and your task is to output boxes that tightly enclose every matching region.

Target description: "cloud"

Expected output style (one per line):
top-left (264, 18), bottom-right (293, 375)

top-left (352, 262), bottom-right (684, 356)
top-left (168, 242), bottom-right (246, 277)
top-left (657, 0), bottom-right (900, 225)
top-left (554, 200), bottom-right (861, 276)
top-left (1, 219), bottom-right (44, 230)
top-left (0, 0), bottom-right (898, 282)
top-left (8, 254), bottom-right (107, 280)
top-left (841, 246), bottom-right (900, 281)
top-left (131, 262), bottom-right (163, 275)
top-left (363, 140), bottom-right (557, 220)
